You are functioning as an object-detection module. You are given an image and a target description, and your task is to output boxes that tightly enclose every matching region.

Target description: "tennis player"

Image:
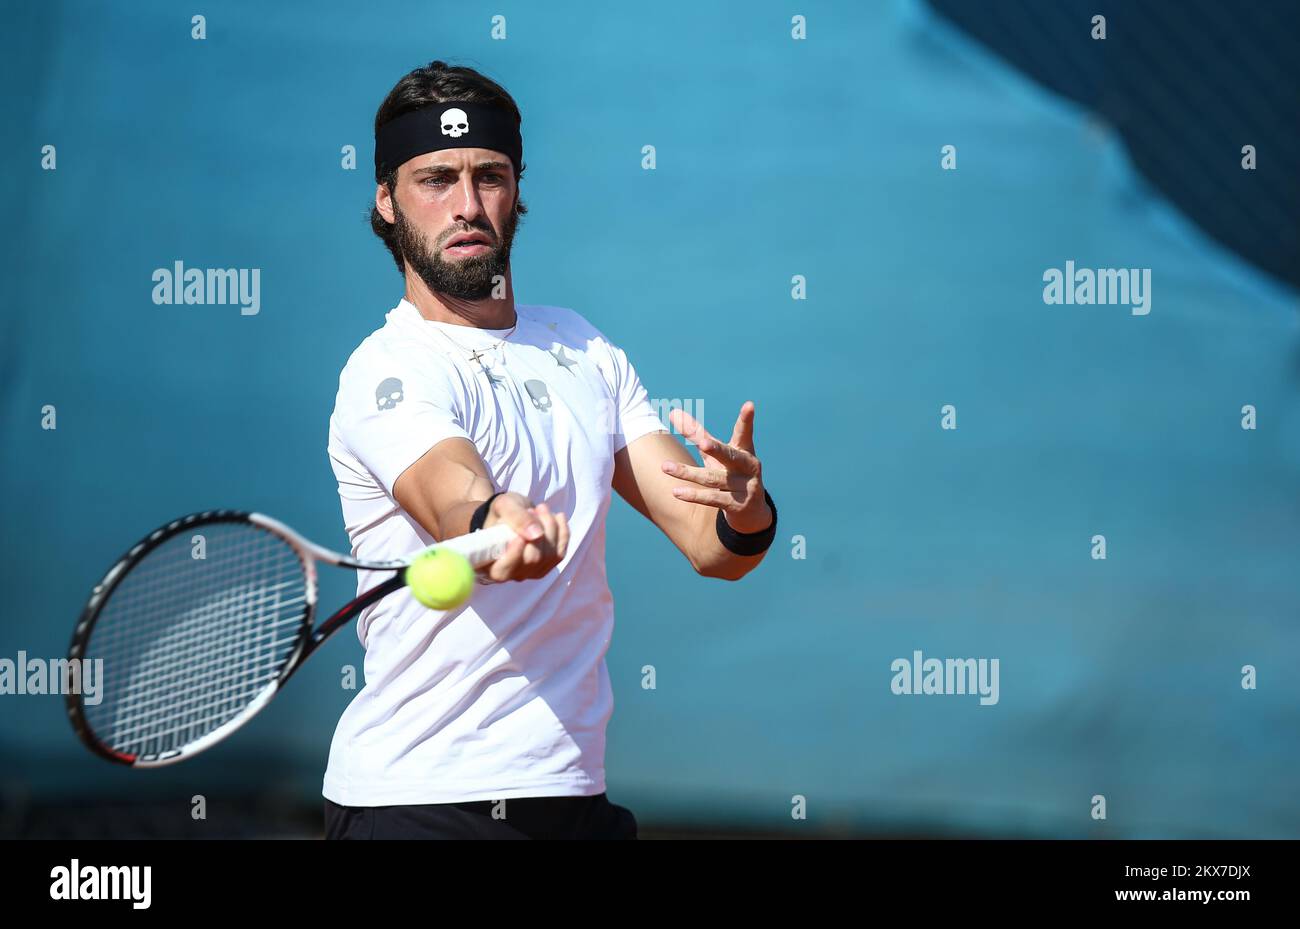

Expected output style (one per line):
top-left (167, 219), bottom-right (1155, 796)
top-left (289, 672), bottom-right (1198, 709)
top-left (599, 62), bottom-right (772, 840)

top-left (322, 61), bottom-right (777, 840)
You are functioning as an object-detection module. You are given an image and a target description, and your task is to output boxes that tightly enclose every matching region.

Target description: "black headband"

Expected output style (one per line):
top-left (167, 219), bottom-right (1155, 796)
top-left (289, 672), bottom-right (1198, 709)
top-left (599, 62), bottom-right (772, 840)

top-left (374, 102), bottom-right (523, 179)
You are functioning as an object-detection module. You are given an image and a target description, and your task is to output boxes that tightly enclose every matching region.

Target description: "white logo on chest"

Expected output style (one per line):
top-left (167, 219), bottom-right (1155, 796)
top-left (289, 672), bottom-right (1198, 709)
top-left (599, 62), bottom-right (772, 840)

top-left (524, 379), bottom-right (552, 413)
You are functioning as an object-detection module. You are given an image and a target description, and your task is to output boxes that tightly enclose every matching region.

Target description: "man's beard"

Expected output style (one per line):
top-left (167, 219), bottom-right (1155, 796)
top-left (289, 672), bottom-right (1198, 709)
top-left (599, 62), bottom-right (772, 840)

top-left (392, 197), bottom-right (518, 301)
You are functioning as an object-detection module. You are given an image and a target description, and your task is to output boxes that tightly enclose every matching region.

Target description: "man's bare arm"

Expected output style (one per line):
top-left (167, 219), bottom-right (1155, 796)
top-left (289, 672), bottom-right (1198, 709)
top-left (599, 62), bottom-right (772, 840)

top-left (393, 437), bottom-right (570, 582)
top-left (612, 402), bottom-right (773, 581)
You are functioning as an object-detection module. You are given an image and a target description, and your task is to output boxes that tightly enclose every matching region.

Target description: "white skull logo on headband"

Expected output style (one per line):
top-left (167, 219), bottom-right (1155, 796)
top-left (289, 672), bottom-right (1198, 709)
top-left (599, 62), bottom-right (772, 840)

top-left (440, 107), bottom-right (469, 139)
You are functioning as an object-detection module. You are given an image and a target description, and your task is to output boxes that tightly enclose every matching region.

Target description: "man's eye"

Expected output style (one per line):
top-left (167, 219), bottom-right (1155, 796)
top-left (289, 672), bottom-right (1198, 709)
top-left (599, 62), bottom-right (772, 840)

top-left (422, 174), bottom-right (503, 187)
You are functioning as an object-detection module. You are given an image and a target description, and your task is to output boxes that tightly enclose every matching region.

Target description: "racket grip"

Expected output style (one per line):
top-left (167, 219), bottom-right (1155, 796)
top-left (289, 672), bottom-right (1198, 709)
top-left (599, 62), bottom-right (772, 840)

top-left (420, 522), bottom-right (517, 567)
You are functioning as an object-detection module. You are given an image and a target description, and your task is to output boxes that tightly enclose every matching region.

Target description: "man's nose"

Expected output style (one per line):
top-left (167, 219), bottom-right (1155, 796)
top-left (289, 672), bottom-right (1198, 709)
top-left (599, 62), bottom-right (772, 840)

top-left (451, 175), bottom-right (486, 222)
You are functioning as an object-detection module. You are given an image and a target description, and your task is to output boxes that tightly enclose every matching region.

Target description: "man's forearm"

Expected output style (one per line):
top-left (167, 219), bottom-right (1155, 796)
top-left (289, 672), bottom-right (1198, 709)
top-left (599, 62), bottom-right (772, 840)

top-left (426, 472), bottom-right (499, 540)
top-left (687, 497), bottom-right (774, 580)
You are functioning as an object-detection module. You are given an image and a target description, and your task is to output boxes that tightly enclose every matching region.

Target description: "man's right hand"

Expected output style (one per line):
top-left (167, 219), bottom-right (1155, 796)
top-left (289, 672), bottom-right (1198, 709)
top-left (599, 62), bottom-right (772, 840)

top-left (392, 438), bottom-right (569, 584)
top-left (479, 491), bottom-right (570, 583)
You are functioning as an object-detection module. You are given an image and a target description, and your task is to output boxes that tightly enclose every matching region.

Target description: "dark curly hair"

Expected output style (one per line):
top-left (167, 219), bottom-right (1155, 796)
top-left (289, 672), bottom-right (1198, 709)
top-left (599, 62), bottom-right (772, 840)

top-left (369, 60), bottom-right (527, 273)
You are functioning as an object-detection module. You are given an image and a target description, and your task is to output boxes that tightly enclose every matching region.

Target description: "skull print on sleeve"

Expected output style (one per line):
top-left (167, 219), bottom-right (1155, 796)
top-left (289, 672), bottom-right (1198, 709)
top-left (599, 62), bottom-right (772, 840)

top-left (332, 345), bottom-right (473, 498)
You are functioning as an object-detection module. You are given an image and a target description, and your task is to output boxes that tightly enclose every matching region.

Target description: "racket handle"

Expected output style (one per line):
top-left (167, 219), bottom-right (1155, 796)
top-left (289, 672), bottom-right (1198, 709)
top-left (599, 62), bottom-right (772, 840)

top-left (418, 522), bottom-right (517, 567)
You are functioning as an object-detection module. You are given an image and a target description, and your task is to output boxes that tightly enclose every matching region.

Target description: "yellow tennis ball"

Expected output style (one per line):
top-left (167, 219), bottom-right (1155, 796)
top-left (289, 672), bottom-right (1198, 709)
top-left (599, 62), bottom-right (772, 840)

top-left (405, 549), bottom-right (475, 610)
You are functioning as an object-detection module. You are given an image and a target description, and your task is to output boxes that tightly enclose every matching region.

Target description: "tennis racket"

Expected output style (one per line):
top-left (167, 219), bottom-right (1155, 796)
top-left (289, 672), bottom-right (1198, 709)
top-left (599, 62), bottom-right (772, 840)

top-left (65, 510), bottom-right (516, 767)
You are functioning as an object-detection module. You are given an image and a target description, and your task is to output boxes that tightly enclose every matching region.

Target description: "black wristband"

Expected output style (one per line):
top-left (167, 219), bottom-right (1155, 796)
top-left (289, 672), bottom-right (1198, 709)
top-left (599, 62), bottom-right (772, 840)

top-left (715, 489), bottom-right (778, 556)
top-left (469, 491), bottom-right (506, 533)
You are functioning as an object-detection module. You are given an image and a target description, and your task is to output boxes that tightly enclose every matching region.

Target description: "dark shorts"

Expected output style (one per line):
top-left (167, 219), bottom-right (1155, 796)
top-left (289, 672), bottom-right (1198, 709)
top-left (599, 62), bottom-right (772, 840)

top-left (323, 792), bottom-right (638, 840)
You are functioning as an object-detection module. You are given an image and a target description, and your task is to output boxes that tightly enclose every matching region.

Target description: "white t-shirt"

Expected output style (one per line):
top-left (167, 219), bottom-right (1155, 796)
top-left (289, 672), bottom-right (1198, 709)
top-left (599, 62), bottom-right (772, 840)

top-left (322, 297), bottom-right (665, 806)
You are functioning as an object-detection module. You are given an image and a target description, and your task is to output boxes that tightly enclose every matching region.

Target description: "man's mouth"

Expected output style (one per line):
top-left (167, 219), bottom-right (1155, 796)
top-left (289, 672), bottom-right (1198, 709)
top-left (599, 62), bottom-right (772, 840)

top-left (445, 235), bottom-right (493, 256)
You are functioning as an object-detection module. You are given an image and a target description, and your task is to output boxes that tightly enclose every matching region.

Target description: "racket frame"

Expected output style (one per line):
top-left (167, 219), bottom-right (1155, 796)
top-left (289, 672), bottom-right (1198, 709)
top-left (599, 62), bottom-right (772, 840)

top-left (66, 510), bottom-right (513, 767)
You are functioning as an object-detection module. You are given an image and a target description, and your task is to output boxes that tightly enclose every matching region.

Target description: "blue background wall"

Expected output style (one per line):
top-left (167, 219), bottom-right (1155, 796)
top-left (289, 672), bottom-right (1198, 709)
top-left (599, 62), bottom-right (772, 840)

top-left (2, 0), bottom-right (1297, 837)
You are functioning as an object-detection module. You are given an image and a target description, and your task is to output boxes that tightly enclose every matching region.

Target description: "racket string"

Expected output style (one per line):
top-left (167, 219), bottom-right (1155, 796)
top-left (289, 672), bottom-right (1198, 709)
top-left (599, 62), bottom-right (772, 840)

top-left (81, 522), bottom-right (310, 757)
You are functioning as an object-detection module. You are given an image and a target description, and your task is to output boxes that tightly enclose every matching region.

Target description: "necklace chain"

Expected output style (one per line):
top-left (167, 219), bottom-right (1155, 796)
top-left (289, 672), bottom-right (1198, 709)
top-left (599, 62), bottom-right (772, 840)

top-left (432, 313), bottom-right (519, 367)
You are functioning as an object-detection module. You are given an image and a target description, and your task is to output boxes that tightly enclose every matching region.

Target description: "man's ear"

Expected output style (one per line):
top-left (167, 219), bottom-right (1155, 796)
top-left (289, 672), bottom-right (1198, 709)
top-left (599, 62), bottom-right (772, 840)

top-left (375, 182), bottom-right (396, 224)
